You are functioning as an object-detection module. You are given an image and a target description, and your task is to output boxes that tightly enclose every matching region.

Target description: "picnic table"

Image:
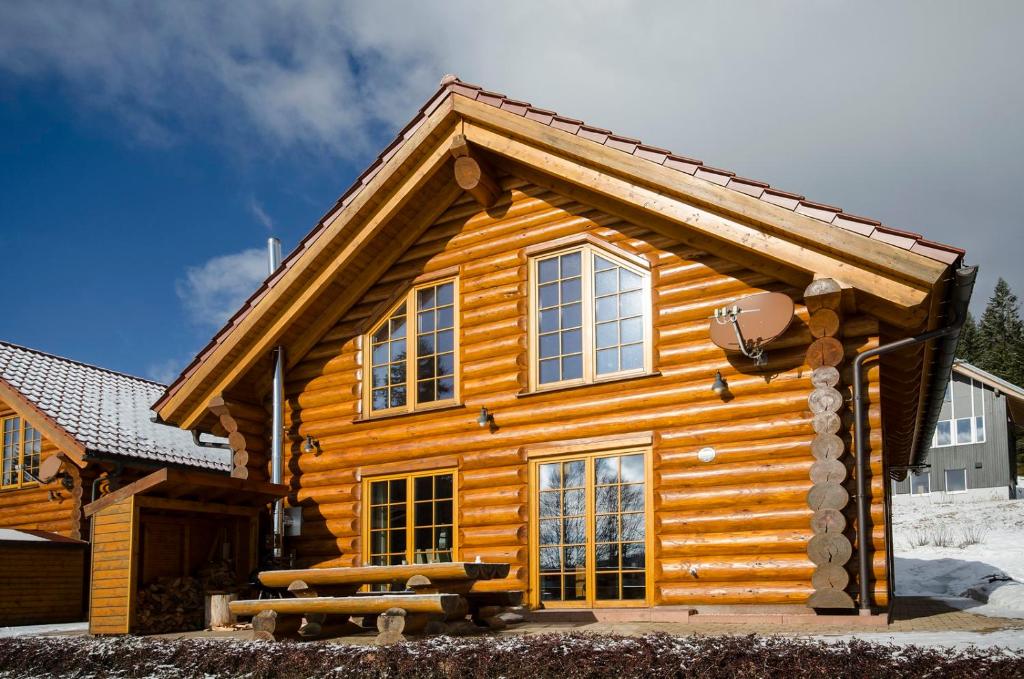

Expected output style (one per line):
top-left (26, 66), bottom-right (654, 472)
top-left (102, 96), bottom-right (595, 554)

top-left (229, 562), bottom-right (521, 642)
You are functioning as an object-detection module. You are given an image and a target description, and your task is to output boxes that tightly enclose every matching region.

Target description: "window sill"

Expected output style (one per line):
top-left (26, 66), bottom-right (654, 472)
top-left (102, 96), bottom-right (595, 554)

top-left (517, 371), bottom-right (662, 399)
top-left (352, 403), bottom-right (466, 424)
top-left (0, 482), bottom-right (38, 493)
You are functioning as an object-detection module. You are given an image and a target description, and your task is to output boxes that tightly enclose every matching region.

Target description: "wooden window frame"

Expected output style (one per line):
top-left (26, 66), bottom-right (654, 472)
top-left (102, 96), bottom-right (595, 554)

top-left (527, 447), bottom-right (654, 609)
top-left (362, 277), bottom-right (461, 418)
top-left (360, 468), bottom-right (459, 567)
top-left (1, 415), bottom-right (40, 490)
top-left (527, 243), bottom-right (653, 393)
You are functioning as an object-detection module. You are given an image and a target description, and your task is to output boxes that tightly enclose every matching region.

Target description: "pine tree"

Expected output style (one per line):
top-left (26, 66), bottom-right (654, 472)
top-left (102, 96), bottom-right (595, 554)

top-left (974, 278), bottom-right (1024, 387)
top-left (955, 312), bottom-right (981, 363)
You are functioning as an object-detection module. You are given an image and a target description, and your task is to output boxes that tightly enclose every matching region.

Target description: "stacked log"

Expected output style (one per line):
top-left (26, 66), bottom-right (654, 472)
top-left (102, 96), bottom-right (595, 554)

top-left (803, 278), bottom-right (855, 609)
top-left (134, 576), bottom-right (204, 634)
top-left (209, 395), bottom-right (268, 481)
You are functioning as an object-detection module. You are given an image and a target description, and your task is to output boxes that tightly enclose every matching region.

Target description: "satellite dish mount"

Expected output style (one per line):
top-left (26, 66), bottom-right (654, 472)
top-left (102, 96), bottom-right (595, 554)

top-left (708, 292), bottom-right (795, 368)
top-left (714, 306), bottom-right (767, 366)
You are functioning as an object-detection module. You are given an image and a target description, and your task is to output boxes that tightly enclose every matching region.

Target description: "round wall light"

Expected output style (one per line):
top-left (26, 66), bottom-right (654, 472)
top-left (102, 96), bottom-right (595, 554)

top-left (697, 447), bottom-right (716, 463)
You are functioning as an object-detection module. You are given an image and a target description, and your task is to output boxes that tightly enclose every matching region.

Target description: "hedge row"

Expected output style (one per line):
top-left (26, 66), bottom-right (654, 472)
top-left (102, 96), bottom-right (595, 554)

top-left (0, 633), bottom-right (1022, 678)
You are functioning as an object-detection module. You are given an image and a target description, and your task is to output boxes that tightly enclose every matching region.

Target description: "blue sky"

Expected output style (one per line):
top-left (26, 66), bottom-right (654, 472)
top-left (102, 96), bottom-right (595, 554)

top-left (1, 2), bottom-right (1021, 383)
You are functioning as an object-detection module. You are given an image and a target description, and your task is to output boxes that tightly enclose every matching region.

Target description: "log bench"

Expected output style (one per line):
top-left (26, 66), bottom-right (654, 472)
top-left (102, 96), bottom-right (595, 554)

top-left (229, 562), bottom-right (520, 643)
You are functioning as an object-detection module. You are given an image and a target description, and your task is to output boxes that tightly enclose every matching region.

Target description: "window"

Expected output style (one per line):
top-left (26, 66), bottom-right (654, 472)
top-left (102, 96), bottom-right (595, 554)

top-left (944, 468), bottom-right (968, 493)
top-left (533, 449), bottom-right (650, 607)
top-left (366, 279), bottom-right (458, 415)
top-left (364, 470), bottom-right (456, 570)
top-left (1, 416), bottom-right (41, 489)
top-left (910, 471), bottom-right (931, 495)
top-left (931, 377), bottom-right (985, 447)
top-left (530, 244), bottom-right (651, 390)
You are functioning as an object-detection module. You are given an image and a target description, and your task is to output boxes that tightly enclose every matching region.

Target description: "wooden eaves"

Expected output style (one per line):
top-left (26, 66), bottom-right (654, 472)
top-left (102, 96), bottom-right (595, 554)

top-left (154, 83), bottom-right (956, 432)
top-left (0, 376), bottom-right (86, 466)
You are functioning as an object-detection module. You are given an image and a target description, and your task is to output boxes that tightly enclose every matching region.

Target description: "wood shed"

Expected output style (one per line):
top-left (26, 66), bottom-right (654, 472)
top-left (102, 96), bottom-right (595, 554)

top-left (83, 468), bottom-right (285, 635)
top-left (0, 529), bottom-right (87, 626)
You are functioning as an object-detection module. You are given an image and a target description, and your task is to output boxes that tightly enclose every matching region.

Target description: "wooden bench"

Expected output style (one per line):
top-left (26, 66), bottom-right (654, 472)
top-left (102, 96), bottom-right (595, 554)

top-left (230, 562), bottom-right (520, 642)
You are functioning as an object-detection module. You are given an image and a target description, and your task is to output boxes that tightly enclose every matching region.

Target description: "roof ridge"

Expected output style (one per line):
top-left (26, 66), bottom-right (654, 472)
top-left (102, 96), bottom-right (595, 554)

top-left (0, 339), bottom-right (166, 389)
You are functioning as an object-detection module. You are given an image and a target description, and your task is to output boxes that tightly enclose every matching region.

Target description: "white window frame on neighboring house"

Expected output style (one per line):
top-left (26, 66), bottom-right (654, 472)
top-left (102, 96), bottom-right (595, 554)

top-left (944, 467), bottom-right (968, 494)
top-left (909, 471), bottom-right (931, 496)
top-left (931, 377), bottom-right (986, 448)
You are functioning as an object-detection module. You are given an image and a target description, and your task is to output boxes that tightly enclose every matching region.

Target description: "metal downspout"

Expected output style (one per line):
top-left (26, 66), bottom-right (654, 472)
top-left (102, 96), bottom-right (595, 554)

top-left (268, 237), bottom-right (285, 559)
top-left (852, 265), bottom-right (976, 612)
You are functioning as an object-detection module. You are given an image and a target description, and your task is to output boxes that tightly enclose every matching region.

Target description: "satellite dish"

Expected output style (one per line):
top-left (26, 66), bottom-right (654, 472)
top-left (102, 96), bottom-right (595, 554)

top-left (38, 455), bottom-right (64, 484)
top-left (709, 292), bottom-right (794, 365)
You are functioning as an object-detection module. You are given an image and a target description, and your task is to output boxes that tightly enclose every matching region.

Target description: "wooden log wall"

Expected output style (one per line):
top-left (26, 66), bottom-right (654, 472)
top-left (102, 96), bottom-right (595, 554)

top-left (272, 175), bottom-right (890, 608)
top-left (0, 541), bottom-right (86, 625)
top-left (0, 399), bottom-right (86, 539)
top-left (209, 395), bottom-right (269, 480)
top-left (89, 496), bottom-right (138, 635)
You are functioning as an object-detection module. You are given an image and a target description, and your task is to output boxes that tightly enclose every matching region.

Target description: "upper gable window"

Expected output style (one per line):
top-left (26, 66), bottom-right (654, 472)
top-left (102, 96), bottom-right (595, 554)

top-left (530, 244), bottom-right (651, 391)
top-left (1, 415), bottom-right (41, 489)
top-left (366, 279), bottom-right (459, 415)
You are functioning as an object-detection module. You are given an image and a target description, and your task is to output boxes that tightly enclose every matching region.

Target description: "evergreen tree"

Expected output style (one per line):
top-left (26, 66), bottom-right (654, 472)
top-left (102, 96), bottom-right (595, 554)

top-left (974, 278), bottom-right (1024, 387)
top-left (955, 312), bottom-right (981, 363)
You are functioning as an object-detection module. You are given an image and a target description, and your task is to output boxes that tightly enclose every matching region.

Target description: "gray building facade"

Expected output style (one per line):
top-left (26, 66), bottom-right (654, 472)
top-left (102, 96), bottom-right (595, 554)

top-left (892, 361), bottom-right (1020, 503)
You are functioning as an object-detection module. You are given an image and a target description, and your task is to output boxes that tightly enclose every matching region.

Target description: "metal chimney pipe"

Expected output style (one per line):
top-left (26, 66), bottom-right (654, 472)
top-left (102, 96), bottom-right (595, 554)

top-left (267, 238), bottom-right (285, 558)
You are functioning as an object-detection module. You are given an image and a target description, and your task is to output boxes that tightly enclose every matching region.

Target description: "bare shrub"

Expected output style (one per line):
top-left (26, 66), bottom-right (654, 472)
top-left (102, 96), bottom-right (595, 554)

top-left (955, 525), bottom-right (988, 548)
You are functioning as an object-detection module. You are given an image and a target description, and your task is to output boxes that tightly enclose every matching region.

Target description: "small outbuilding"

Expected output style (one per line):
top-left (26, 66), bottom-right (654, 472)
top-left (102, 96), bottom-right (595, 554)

top-left (0, 528), bottom-right (87, 626)
top-left (83, 467), bottom-right (285, 635)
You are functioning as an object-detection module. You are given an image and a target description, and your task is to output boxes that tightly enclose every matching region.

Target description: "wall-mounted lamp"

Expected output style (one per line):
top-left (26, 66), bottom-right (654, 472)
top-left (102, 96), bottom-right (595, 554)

top-left (710, 371), bottom-right (729, 395)
top-left (477, 406), bottom-right (494, 428)
top-left (302, 434), bottom-right (322, 455)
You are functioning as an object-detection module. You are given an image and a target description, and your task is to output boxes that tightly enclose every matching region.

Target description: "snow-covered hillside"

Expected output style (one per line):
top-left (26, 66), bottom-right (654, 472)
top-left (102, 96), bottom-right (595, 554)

top-left (892, 497), bottom-right (1024, 618)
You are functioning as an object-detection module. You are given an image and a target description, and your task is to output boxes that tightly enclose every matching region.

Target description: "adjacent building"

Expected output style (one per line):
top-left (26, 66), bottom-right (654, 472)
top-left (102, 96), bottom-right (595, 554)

top-left (892, 360), bottom-right (1021, 503)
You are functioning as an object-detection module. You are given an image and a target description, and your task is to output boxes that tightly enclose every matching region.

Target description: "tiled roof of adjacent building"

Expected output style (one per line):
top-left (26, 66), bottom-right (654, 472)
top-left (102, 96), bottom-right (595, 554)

top-left (156, 75), bottom-right (966, 410)
top-left (0, 341), bottom-right (231, 471)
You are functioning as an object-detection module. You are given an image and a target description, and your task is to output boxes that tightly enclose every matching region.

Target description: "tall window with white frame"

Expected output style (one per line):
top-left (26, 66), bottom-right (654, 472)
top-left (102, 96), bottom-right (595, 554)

top-left (1, 415), bottom-right (41, 488)
top-left (366, 279), bottom-right (458, 416)
top-left (932, 377), bottom-right (986, 447)
top-left (531, 244), bottom-right (651, 391)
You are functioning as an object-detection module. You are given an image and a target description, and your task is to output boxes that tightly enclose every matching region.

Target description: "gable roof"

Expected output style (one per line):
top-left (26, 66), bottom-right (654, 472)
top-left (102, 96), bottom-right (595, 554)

top-left (154, 75), bottom-right (966, 430)
top-left (0, 340), bottom-right (230, 471)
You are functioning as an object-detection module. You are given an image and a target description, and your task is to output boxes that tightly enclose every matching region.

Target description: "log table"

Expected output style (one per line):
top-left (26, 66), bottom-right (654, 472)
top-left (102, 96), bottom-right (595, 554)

top-left (229, 562), bottom-right (519, 642)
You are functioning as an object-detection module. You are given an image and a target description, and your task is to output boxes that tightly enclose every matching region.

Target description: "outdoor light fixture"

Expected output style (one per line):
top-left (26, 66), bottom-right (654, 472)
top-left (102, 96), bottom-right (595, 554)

top-left (477, 406), bottom-right (494, 428)
top-left (711, 370), bottom-right (728, 395)
top-left (302, 434), bottom-right (322, 455)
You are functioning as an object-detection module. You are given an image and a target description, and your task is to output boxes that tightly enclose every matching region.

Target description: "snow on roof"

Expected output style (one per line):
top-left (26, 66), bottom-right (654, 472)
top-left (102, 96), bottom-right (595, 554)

top-left (0, 340), bottom-right (230, 472)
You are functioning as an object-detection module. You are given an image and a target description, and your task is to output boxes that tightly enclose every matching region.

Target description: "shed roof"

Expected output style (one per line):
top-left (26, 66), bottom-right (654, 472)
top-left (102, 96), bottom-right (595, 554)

top-left (0, 340), bottom-right (231, 471)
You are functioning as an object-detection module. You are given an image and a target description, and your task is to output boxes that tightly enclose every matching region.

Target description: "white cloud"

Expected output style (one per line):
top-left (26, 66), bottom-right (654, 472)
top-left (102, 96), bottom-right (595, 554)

top-left (1, 1), bottom-right (1022, 304)
top-left (175, 248), bottom-right (267, 328)
top-left (249, 198), bottom-right (275, 232)
top-left (145, 357), bottom-right (187, 385)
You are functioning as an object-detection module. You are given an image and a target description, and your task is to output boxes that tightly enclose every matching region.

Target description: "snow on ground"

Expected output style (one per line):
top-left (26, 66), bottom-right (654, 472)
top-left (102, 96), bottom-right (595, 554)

top-left (893, 497), bottom-right (1024, 618)
top-left (812, 629), bottom-right (1024, 651)
top-left (0, 622), bottom-right (87, 638)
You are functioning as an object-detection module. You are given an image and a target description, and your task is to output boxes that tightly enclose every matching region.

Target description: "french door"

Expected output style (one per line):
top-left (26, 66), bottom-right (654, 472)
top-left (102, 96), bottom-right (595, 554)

top-left (532, 450), bottom-right (650, 607)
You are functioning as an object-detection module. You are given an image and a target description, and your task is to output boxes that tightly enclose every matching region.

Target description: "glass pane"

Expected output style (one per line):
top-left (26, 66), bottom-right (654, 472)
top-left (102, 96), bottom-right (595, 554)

top-left (540, 575), bottom-right (561, 601)
top-left (563, 517), bottom-right (585, 544)
top-left (956, 418), bottom-right (973, 444)
top-left (562, 329), bottom-right (582, 354)
top-left (370, 481), bottom-right (388, 505)
top-left (540, 491), bottom-right (561, 517)
top-left (596, 348), bottom-right (618, 374)
top-left (415, 527), bottom-right (432, 551)
top-left (561, 252), bottom-right (581, 277)
top-left (561, 278), bottom-right (581, 302)
top-left (596, 543), bottom-right (619, 569)
top-left (436, 282), bottom-right (454, 306)
top-left (596, 515), bottom-right (618, 542)
top-left (540, 333), bottom-right (560, 359)
top-left (563, 461), bottom-right (585, 488)
top-left (595, 573), bottom-right (619, 600)
top-left (415, 502), bottom-right (432, 526)
top-left (910, 472), bottom-right (930, 495)
top-left (435, 500), bottom-right (453, 525)
top-left (539, 359), bottom-right (560, 384)
top-left (621, 513), bottom-right (645, 541)
top-left (596, 322), bottom-right (617, 349)
top-left (596, 486), bottom-right (618, 513)
top-left (417, 381), bottom-right (434, 404)
top-left (437, 377), bottom-right (454, 399)
top-left (540, 519), bottom-right (560, 545)
top-left (371, 506), bottom-right (387, 529)
top-left (389, 505), bottom-right (407, 528)
top-left (621, 344), bottom-right (643, 371)
top-left (620, 269), bottom-right (642, 291)
top-left (435, 474), bottom-right (453, 499)
top-left (622, 543), bottom-right (645, 569)
top-left (389, 479), bottom-right (407, 503)
top-left (417, 287), bottom-right (435, 309)
top-left (596, 457), bottom-right (618, 484)
top-left (563, 489), bottom-right (584, 516)
top-left (621, 317), bottom-right (643, 344)
top-left (538, 258), bottom-right (559, 283)
top-left (561, 303), bottom-right (581, 328)
top-left (620, 291), bottom-right (642, 316)
top-left (935, 421), bottom-right (952, 446)
top-left (437, 330), bottom-right (454, 352)
top-left (596, 269), bottom-right (618, 295)
top-left (539, 463), bottom-right (561, 490)
top-left (621, 455), bottom-right (644, 483)
top-left (621, 572), bottom-right (646, 600)
top-left (540, 547), bottom-right (561, 571)
top-left (562, 354), bottom-right (582, 380)
top-left (621, 484), bottom-right (644, 511)
top-left (540, 309), bottom-right (559, 333)
top-left (975, 416), bottom-right (985, 443)
top-left (389, 529), bottom-right (406, 553)
top-left (596, 296), bottom-right (617, 322)
top-left (945, 468), bottom-right (967, 492)
top-left (563, 573), bottom-right (586, 600)
top-left (437, 353), bottom-right (454, 377)
top-left (564, 546), bottom-right (585, 569)
top-left (539, 283), bottom-right (559, 308)
top-left (391, 316), bottom-right (406, 339)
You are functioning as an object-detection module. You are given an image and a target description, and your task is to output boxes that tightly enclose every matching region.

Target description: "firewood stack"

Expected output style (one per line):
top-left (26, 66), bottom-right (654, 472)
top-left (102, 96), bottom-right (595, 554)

top-left (134, 576), bottom-right (204, 634)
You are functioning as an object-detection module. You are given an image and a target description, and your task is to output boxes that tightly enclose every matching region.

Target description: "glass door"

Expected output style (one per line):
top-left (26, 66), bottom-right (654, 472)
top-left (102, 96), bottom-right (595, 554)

top-left (534, 450), bottom-right (649, 607)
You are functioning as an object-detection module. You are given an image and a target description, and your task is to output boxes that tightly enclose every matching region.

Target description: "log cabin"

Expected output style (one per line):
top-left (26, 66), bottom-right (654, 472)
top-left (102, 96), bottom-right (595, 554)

top-left (152, 75), bottom-right (975, 619)
top-left (0, 340), bottom-right (231, 541)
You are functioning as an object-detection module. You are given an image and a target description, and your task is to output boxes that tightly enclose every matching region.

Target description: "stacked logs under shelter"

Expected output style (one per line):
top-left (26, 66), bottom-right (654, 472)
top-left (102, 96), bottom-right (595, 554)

top-left (134, 561), bottom-right (241, 634)
top-left (804, 278), bottom-right (855, 609)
